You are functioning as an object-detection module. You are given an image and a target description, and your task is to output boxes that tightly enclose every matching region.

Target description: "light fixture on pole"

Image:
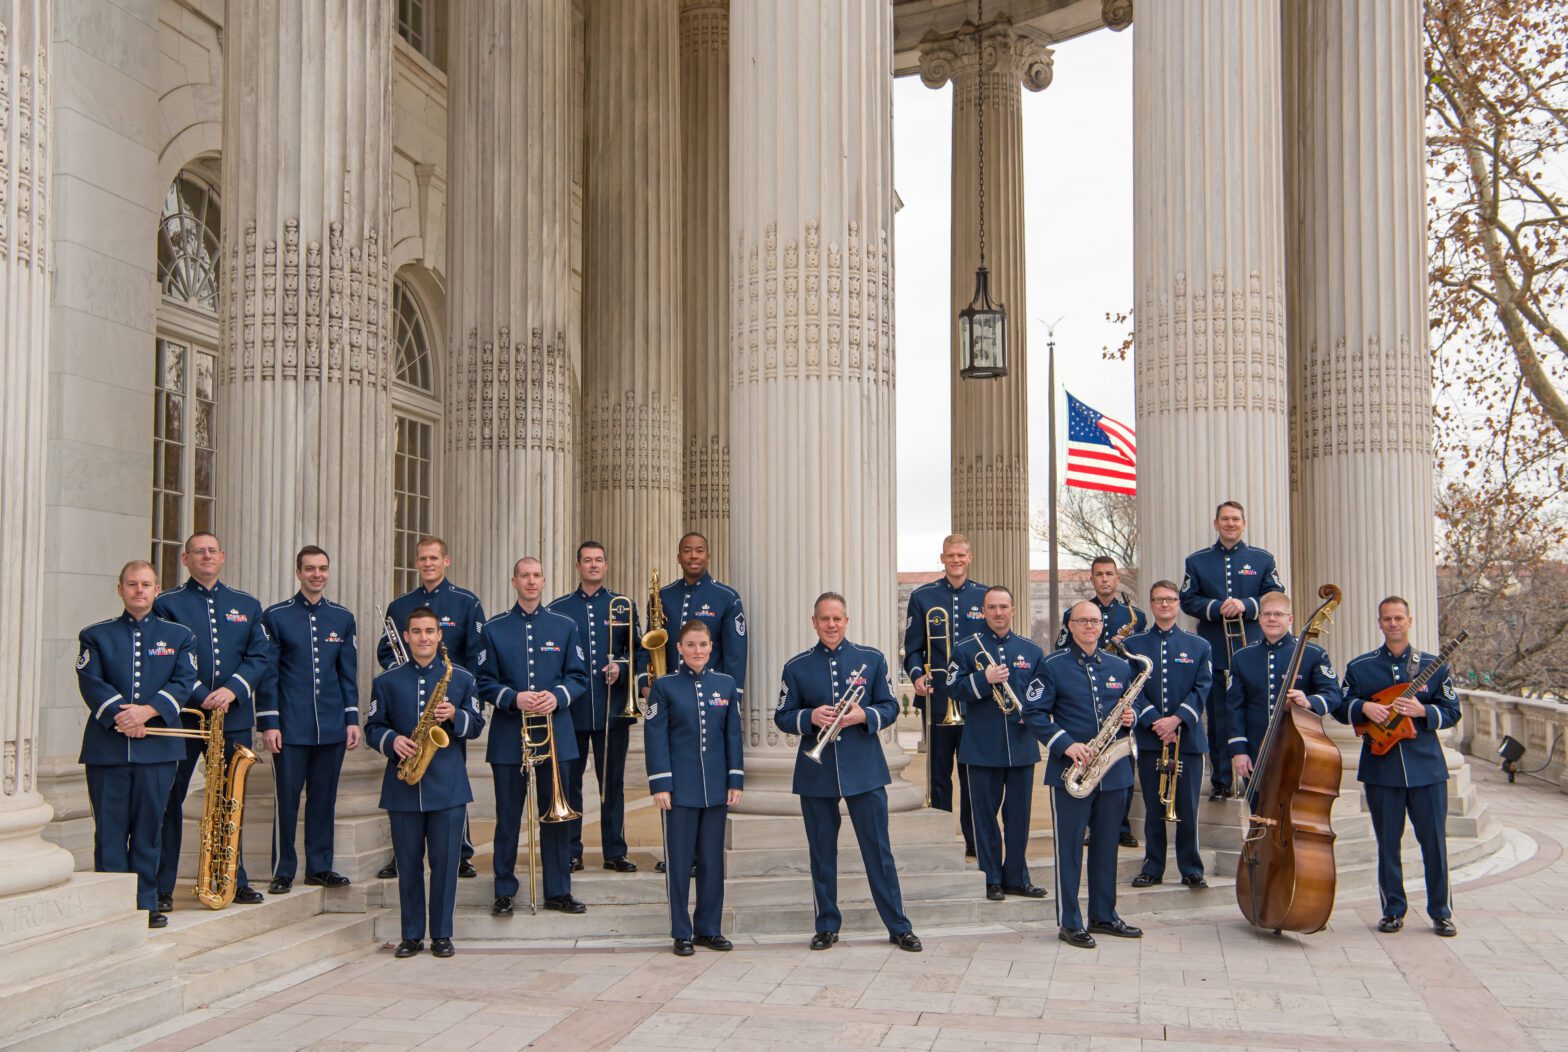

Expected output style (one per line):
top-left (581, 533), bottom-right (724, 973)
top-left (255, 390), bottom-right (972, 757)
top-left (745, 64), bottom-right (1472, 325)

top-left (958, 0), bottom-right (1006, 381)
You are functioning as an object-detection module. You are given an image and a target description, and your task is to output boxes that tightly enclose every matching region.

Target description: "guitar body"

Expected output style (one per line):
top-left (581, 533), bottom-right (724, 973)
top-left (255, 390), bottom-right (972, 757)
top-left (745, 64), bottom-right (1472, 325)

top-left (1236, 705), bottom-right (1342, 933)
top-left (1353, 681), bottom-right (1422, 755)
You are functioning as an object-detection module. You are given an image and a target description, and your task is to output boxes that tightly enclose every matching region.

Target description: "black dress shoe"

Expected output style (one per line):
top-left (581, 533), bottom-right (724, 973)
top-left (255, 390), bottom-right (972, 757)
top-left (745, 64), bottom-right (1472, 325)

top-left (1089, 918), bottom-right (1143, 939)
top-left (1181, 874), bottom-right (1209, 889)
top-left (889, 931), bottom-right (923, 952)
top-left (1003, 883), bottom-right (1047, 898)
top-left (394, 939), bottom-right (423, 958)
top-left (544, 894), bottom-right (587, 914)
top-left (156, 893), bottom-right (174, 913)
top-left (809, 930), bottom-right (839, 950)
top-left (269, 877), bottom-right (293, 895)
top-left (377, 861), bottom-right (398, 879)
top-left (431, 937), bottom-right (455, 958)
top-left (492, 895), bottom-right (514, 917)
top-left (147, 911), bottom-right (168, 929)
top-left (233, 886), bottom-right (265, 905)
top-left (673, 938), bottom-right (695, 957)
top-left (1377, 915), bottom-right (1404, 933)
top-left (1119, 832), bottom-right (1140, 848)
top-left (305, 871), bottom-right (350, 888)
top-left (693, 934), bottom-right (733, 951)
top-left (986, 883), bottom-right (1005, 901)
top-left (457, 861), bottom-right (478, 879)
top-left (604, 856), bottom-right (638, 873)
top-left (1131, 872), bottom-right (1161, 888)
top-left (1209, 785), bottom-right (1231, 801)
top-left (569, 857), bottom-right (584, 873)
top-left (1434, 918), bottom-right (1457, 937)
top-left (655, 860), bottom-right (667, 873)
top-left (1059, 927), bottom-right (1096, 949)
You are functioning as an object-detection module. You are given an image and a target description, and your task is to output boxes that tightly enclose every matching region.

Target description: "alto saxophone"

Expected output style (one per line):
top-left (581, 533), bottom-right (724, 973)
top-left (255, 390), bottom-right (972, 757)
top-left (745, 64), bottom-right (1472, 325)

top-left (397, 644), bottom-right (453, 784)
top-left (1062, 636), bottom-right (1153, 799)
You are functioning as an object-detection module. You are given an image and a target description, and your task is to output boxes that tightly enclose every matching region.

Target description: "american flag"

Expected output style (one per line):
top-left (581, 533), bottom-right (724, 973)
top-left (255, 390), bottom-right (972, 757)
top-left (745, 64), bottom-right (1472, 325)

top-left (1065, 391), bottom-right (1136, 495)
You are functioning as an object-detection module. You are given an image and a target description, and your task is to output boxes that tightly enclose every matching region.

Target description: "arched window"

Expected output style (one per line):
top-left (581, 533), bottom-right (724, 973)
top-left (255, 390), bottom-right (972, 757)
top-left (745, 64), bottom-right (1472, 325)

top-left (152, 168), bottom-right (223, 588)
top-left (394, 281), bottom-right (435, 393)
top-left (391, 275), bottom-right (442, 595)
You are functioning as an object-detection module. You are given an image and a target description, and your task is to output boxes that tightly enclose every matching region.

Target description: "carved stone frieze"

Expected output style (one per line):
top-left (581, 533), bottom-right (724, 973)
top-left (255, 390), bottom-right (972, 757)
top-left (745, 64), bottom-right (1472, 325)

top-left (582, 390), bottom-right (683, 494)
top-left (1134, 269), bottom-right (1287, 415)
top-left (0, 26), bottom-right (48, 269)
top-left (448, 325), bottom-right (574, 455)
top-left (952, 454), bottom-right (1028, 532)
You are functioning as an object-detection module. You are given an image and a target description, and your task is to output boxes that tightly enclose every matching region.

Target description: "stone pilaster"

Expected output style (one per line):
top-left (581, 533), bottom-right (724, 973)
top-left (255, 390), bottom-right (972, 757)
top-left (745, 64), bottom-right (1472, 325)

top-left (0, 0), bottom-right (74, 900)
top-left (582, 0), bottom-right (683, 584)
top-left (1284, 0), bottom-right (1434, 653)
top-left (446, 0), bottom-right (578, 599)
top-left (1133, 1), bottom-right (1291, 588)
top-left (680, 0), bottom-right (730, 578)
top-left (730, 0), bottom-right (913, 813)
top-left (920, 18), bottom-right (1050, 603)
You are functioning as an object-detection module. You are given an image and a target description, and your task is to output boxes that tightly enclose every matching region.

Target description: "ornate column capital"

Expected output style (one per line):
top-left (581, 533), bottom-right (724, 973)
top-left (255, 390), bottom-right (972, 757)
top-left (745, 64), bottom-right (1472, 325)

top-left (1102, 0), bottom-right (1133, 32)
top-left (916, 17), bottom-right (1053, 94)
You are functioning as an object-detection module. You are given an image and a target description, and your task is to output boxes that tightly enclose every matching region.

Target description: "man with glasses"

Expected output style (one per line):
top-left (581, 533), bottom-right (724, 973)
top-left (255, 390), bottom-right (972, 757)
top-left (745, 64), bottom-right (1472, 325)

top-left (1225, 592), bottom-right (1340, 798)
top-left (1124, 582), bottom-right (1212, 888)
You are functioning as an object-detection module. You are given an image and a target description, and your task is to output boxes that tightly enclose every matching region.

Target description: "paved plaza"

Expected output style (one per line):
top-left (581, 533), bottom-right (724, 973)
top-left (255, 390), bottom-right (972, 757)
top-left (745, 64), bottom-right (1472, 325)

top-left (102, 761), bottom-right (1567, 1052)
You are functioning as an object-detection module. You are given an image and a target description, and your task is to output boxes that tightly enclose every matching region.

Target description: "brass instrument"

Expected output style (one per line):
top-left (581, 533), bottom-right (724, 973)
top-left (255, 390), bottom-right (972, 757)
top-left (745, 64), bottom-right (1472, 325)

top-left (383, 613), bottom-right (410, 668)
top-left (804, 662), bottom-right (869, 764)
top-left (519, 700), bottom-right (580, 913)
top-left (139, 705), bottom-right (256, 909)
top-left (641, 569), bottom-right (669, 681)
top-left (1156, 727), bottom-right (1182, 822)
top-left (608, 594), bottom-right (642, 720)
top-left (1063, 633), bottom-right (1153, 799)
top-left (926, 608), bottom-right (963, 728)
top-left (967, 633), bottom-right (1023, 717)
top-left (1222, 613), bottom-right (1247, 686)
top-left (397, 644), bottom-right (453, 785)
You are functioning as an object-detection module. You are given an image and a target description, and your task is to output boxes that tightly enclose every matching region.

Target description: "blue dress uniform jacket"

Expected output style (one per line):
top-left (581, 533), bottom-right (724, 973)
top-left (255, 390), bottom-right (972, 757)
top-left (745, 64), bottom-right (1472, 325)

top-left (1023, 644), bottom-right (1136, 792)
top-left (1225, 635), bottom-right (1341, 758)
top-left (1338, 646), bottom-right (1459, 788)
top-left (902, 577), bottom-right (989, 687)
top-left (1124, 626), bottom-right (1212, 754)
top-left (645, 666), bottom-right (744, 808)
top-left (153, 578), bottom-right (273, 731)
top-left (474, 604), bottom-right (587, 766)
top-left (258, 594), bottom-right (359, 745)
top-left (1179, 542), bottom-right (1284, 658)
top-left (365, 659), bottom-right (485, 811)
top-left (658, 573), bottom-right (747, 694)
top-left (378, 580), bottom-right (487, 672)
top-left (773, 641), bottom-right (900, 798)
top-left (76, 613), bottom-right (199, 765)
top-left (547, 586), bottom-right (649, 732)
top-left (1053, 596), bottom-right (1148, 650)
top-left (949, 628), bottom-right (1043, 768)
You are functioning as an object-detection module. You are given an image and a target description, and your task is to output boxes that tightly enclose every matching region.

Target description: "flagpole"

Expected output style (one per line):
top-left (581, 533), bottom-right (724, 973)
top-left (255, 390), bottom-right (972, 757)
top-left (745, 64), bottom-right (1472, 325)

top-left (1041, 316), bottom-right (1062, 641)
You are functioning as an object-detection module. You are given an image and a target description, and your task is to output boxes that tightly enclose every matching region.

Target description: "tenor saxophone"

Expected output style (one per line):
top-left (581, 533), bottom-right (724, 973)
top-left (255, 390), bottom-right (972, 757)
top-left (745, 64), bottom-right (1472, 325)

top-left (397, 644), bottom-right (453, 784)
top-left (1062, 637), bottom-right (1153, 799)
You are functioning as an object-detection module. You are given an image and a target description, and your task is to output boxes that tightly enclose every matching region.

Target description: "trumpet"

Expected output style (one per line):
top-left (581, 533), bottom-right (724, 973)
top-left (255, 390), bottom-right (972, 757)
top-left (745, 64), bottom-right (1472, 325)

top-left (1156, 726), bottom-right (1182, 822)
top-left (519, 703), bottom-right (580, 914)
top-left (968, 633), bottom-right (1023, 717)
top-left (608, 594), bottom-right (641, 720)
top-left (642, 569), bottom-right (669, 681)
top-left (804, 662), bottom-right (869, 764)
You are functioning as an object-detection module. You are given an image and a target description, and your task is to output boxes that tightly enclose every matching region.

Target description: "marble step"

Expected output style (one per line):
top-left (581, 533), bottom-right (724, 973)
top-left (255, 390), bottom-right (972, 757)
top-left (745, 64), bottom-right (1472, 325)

top-left (0, 940), bottom-right (175, 1043)
top-left (177, 912), bottom-right (377, 1012)
top-left (154, 882), bottom-right (336, 958)
top-left (3, 980), bottom-right (181, 1052)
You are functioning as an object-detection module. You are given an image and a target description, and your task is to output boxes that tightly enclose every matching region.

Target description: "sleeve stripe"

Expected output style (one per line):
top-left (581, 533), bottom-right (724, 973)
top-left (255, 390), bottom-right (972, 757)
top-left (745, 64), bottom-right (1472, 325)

top-left (344, 706), bottom-right (359, 714)
top-left (378, 729), bottom-right (395, 754)
top-left (728, 769), bottom-right (744, 776)
top-left (255, 709), bottom-right (280, 718)
top-left (232, 674), bottom-right (253, 697)
top-left (797, 710), bottom-right (808, 735)
top-left (1205, 600), bottom-right (1216, 619)
top-left (1180, 702), bottom-right (1201, 721)
top-left (553, 685), bottom-right (570, 706)
top-left (649, 772), bottom-right (672, 782)
top-left (1433, 709), bottom-right (1444, 729)
top-left (867, 709), bottom-right (882, 733)
top-left (1228, 735), bottom-right (1248, 745)
top-left (157, 689), bottom-right (179, 707)
top-left (1045, 729), bottom-right (1066, 752)
top-left (95, 695), bottom-right (123, 719)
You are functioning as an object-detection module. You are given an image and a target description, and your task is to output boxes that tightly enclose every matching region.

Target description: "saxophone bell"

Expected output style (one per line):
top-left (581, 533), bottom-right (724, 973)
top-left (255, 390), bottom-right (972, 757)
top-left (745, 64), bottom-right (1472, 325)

top-left (642, 569), bottom-right (669, 681)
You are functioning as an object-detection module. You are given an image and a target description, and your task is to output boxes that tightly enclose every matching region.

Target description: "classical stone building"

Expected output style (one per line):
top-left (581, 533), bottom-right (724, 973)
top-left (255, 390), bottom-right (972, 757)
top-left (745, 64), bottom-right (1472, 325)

top-left (1, 0), bottom-right (1452, 1044)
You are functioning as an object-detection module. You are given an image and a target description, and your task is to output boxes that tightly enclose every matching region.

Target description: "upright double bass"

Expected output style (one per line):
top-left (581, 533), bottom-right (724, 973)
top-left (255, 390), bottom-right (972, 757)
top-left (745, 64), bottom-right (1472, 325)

top-left (1235, 584), bottom-right (1342, 934)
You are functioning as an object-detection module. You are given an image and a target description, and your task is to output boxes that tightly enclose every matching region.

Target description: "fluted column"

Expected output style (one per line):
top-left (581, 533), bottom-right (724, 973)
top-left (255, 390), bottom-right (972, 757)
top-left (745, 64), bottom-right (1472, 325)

top-left (583, 0), bottom-right (683, 581)
top-left (0, 0), bottom-right (73, 898)
top-left (218, 2), bottom-right (393, 624)
top-left (680, 0), bottom-right (730, 578)
top-left (446, 0), bottom-right (577, 600)
top-left (1133, 2), bottom-right (1291, 588)
top-left (921, 19), bottom-right (1050, 602)
top-left (731, 0), bottom-right (912, 812)
top-left (1284, 0), bottom-right (1433, 653)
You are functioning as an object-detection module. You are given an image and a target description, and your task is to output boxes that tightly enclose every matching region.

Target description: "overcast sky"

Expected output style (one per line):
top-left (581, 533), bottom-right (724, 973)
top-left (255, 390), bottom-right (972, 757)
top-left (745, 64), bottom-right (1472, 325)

top-left (892, 26), bottom-right (1134, 571)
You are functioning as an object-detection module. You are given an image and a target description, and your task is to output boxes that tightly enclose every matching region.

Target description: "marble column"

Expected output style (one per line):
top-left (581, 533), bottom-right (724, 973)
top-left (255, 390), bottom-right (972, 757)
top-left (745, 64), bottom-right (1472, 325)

top-left (446, 0), bottom-right (577, 599)
top-left (1284, 0), bottom-right (1434, 654)
top-left (1133, 2), bottom-right (1291, 590)
top-left (582, 0), bottom-right (683, 583)
top-left (730, 0), bottom-right (913, 813)
top-left (0, 0), bottom-right (74, 900)
top-left (920, 18), bottom-right (1051, 603)
top-left (680, 0), bottom-right (730, 579)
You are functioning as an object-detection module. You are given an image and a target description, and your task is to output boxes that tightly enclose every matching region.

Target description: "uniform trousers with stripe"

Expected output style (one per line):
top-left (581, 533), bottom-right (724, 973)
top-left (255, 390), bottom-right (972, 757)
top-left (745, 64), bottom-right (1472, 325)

top-left (926, 719), bottom-right (975, 853)
top-left (1049, 784), bottom-right (1130, 930)
top-left (967, 764), bottom-right (1034, 888)
top-left (159, 730), bottom-right (253, 897)
top-left (87, 762), bottom-right (177, 911)
top-left (568, 722), bottom-right (631, 863)
top-left (800, 787), bottom-right (912, 936)
top-left (492, 762), bottom-right (571, 901)
top-left (271, 741), bottom-right (346, 881)
top-left (662, 803), bottom-right (727, 940)
top-left (1206, 678), bottom-right (1232, 790)
top-left (1365, 782), bottom-right (1451, 922)
top-left (389, 805), bottom-right (464, 941)
top-left (1135, 746), bottom-right (1203, 879)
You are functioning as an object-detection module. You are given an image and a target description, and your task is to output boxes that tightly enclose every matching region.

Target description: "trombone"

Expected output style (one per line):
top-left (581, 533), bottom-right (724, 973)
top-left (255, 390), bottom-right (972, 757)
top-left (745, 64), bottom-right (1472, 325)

top-left (520, 705), bottom-right (580, 914)
top-left (383, 613), bottom-right (410, 669)
top-left (968, 633), bottom-right (1023, 717)
top-left (608, 594), bottom-right (641, 720)
top-left (1156, 726), bottom-right (1183, 822)
top-left (1222, 612), bottom-right (1246, 686)
top-left (921, 607), bottom-right (960, 809)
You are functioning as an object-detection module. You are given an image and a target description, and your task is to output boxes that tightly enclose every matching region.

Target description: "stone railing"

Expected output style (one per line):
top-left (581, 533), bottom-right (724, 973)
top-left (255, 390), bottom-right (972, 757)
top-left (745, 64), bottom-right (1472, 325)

top-left (1456, 689), bottom-right (1568, 792)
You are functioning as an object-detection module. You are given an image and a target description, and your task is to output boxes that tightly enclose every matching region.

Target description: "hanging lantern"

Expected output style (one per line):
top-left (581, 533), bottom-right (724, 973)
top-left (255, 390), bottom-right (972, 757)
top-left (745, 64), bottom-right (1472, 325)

top-left (958, 0), bottom-right (1006, 381)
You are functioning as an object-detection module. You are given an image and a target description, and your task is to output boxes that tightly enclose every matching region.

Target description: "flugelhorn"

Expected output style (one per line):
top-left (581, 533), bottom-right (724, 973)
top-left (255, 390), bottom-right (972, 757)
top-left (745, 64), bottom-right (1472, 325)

top-left (608, 594), bottom-right (641, 719)
top-left (804, 662), bottom-right (869, 764)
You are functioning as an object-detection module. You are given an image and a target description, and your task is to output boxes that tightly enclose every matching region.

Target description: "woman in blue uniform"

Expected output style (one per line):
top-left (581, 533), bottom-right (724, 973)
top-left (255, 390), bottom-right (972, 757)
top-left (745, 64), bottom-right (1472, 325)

top-left (645, 620), bottom-right (743, 956)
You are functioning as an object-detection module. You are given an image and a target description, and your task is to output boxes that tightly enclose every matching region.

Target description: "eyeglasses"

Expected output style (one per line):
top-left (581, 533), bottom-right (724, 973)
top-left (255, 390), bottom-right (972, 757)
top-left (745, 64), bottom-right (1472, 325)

top-left (1150, 596), bottom-right (1179, 604)
top-left (1069, 618), bottom-right (1103, 626)
top-left (185, 547), bottom-right (221, 557)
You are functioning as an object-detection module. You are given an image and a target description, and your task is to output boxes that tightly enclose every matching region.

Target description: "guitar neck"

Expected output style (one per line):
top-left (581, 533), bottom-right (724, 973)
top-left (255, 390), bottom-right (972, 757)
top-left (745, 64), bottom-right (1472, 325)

top-left (1402, 638), bottom-right (1463, 695)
